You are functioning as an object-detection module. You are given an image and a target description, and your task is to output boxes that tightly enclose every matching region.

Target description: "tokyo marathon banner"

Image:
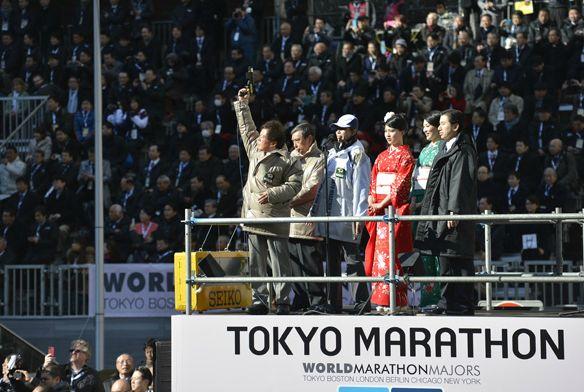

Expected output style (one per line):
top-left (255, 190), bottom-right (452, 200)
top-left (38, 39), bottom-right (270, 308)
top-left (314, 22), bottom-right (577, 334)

top-left (172, 315), bottom-right (584, 392)
top-left (89, 264), bottom-right (179, 317)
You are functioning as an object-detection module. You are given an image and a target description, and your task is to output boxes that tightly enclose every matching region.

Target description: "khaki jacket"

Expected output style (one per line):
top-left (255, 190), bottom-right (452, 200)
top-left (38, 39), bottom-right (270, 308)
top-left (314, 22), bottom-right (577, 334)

top-left (234, 100), bottom-right (302, 238)
top-left (290, 142), bottom-right (325, 240)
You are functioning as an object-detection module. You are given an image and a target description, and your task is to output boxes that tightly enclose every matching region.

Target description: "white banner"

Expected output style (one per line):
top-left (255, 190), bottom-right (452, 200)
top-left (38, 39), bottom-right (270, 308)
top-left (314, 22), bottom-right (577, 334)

top-left (88, 264), bottom-right (179, 317)
top-left (172, 315), bottom-right (584, 392)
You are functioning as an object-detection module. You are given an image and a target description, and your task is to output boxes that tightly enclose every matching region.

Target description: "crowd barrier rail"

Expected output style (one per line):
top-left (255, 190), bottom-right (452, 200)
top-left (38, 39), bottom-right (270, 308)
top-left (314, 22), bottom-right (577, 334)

top-left (183, 208), bottom-right (584, 315)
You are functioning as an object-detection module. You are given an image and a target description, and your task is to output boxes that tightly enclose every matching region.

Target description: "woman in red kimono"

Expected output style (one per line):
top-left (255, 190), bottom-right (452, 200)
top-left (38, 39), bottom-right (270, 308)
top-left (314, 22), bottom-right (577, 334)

top-left (366, 112), bottom-right (415, 312)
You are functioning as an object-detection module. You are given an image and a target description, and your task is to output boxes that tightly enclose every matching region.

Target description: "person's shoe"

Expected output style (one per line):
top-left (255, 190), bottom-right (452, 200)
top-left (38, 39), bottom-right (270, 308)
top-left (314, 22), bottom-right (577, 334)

top-left (349, 301), bottom-right (371, 315)
top-left (446, 308), bottom-right (475, 316)
top-left (247, 302), bottom-right (269, 315)
top-left (420, 304), bottom-right (445, 315)
top-left (275, 304), bottom-right (290, 315)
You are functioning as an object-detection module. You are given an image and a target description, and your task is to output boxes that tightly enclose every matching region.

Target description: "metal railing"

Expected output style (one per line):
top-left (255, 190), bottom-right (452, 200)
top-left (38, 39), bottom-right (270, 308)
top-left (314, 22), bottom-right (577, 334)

top-left (1, 264), bottom-right (89, 317)
top-left (183, 208), bottom-right (584, 315)
top-left (0, 96), bottom-right (49, 153)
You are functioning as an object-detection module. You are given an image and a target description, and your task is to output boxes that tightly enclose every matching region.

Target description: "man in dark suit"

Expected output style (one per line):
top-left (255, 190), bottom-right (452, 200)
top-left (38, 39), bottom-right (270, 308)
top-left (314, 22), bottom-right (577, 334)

top-left (511, 138), bottom-right (543, 193)
top-left (512, 32), bottom-right (532, 69)
top-left (24, 206), bottom-right (58, 264)
top-left (213, 66), bottom-right (239, 101)
top-left (495, 104), bottom-right (525, 153)
top-left (479, 133), bottom-right (512, 187)
top-left (26, 150), bottom-right (52, 196)
top-left (503, 172), bottom-right (528, 213)
top-left (537, 167), bottom-right (568, 212)
top-left (141, 144), bottom-right (167, 190)
top-left (44, 176), bottom-right (75, 228)
top-left (54, 150), bottom-right (79, 191)
top-left (1, 209), bottom-right (27, 260)
top-left (276, 60), bottom-right (301, 101)
top-left (257, 45), bottom-right (282, 83)
top-left (271, 21), bottom-right (295, 60)
top-left (528, 106), bottom-right (559, 158)
top-left (168, 149), bottom-right (194, 192)
top-left (105, 204), bottom-right (131, 262)
top-left (215, 175), bottom-right (239, 218)
top-left (5, 178), bottom-right (39, 228)
top-left (470, 108), bottom-right (493, 154)
top-left (544, 138), bottom-right (580, 193)
top-left (492, 51), bottom-right (524, 93)
top-left (0, 32), bottom-right (22, 77)
top-left (137, 25), bottom-right (161, 69)
top-left (0, 237), bottom-right (15, 265)
top-left (118, 176), bottom-right (142, 221)
top-left (42, 95), bottom-right (69, 134)
top-left (311, 90), bottom-right (337, 142)
top-left (335, 41), bottom-right (362, 87)
top-left (398, 56), bottom-right (429, 94)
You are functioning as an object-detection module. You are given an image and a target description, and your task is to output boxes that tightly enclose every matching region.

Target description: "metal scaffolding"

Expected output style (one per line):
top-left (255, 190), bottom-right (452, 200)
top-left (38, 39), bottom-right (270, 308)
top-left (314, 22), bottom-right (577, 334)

top-left (183, 208), bottom-right (584, 315)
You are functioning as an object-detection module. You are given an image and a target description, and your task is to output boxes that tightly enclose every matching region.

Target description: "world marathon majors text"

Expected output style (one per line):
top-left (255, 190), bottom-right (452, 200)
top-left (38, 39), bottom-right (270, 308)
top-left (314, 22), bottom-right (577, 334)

top-left (302, 362), bottom-right (481, 377)
top-left (226, 325), bottom-right (565, 360)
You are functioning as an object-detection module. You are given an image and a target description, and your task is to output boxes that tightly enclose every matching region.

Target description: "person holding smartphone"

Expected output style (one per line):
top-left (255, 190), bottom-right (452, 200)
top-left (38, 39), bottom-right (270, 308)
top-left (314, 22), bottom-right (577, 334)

top-left (234, 87), bottom-right (303, 316)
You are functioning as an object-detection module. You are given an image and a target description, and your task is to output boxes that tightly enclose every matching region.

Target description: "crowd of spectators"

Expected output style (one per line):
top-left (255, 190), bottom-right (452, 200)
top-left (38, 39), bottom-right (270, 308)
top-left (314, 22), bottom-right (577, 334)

top-left (0, 0), bottom-right (583, 264)
top-left (0, 338), bottom-right (157, 392)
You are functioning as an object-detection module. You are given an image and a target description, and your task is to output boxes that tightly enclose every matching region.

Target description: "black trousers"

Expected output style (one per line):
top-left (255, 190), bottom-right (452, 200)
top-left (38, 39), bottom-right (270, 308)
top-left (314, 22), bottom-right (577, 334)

top-left (289, 238), bottom-right (326, 308)
top-left (327, 239), bottom-right (369, 312)
top-left (437, 256), bottom-right (476, 314)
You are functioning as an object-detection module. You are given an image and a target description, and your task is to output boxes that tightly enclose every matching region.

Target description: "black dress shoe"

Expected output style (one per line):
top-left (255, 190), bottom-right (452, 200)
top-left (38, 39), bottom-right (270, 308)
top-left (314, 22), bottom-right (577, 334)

top-left (446, 308), bottom-right (475, 316)
top-left (247, 303), bottom-right (269, 315)
top-left (275, 304), bottom-right (290, 315)
top-left (420, 305), bottom-right (445, 315)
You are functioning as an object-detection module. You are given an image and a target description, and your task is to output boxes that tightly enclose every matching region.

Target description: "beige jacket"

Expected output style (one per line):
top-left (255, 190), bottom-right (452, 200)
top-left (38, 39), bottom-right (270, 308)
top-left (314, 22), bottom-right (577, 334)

top-left (234, 100), bottom-right (302, 238)
top-left (290, 142), bottom-right (325, 240)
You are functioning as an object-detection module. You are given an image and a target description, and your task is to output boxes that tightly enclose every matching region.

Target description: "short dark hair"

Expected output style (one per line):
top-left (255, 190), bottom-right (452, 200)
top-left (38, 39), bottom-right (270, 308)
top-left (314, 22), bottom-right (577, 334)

top-left (43, 363), bottom-right (63, 379)
top-left (441, 109), bottom-right (464, 129)
top-left (526, 195), bottom-right (540, 205)
top-left (508, 171), bottom-right (520, 180)
top-left (261, 121), bottom-right (286, 149)
top-left (35, 206), bottom-right (47, 216)
top-left (291, 123), bottom-right (315, 139)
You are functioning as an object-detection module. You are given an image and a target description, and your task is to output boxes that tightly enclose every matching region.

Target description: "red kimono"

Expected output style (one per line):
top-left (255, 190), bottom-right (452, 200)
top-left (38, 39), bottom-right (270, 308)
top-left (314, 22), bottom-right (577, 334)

top-left (365, 145), bottom-right (415, 307)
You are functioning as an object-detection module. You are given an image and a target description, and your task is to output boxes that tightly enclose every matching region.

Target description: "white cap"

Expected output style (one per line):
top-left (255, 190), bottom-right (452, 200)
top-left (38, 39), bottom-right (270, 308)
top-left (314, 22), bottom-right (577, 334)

top-left (331, 114), bottom-right (359, 130)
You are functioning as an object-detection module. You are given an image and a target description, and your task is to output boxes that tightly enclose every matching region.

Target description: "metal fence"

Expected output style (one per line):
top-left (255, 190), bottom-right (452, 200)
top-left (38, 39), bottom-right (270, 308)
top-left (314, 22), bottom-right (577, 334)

top-left (0, 96), bottom-right (49, 153)
top-left (0, 264), bottom-right (89, 317)
top-left (183, 208), bottom-right (584, 315)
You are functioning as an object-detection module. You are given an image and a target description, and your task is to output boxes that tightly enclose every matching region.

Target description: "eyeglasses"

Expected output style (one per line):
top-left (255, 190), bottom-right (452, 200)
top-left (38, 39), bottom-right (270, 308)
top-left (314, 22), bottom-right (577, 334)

top-left (69, 349), bottom-right (83, 354)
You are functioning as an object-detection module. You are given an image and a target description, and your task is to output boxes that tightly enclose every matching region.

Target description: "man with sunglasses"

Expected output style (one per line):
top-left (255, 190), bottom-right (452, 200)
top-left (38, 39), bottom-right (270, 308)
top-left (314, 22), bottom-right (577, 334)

top-left (44, 339), bottom-right (103, 392)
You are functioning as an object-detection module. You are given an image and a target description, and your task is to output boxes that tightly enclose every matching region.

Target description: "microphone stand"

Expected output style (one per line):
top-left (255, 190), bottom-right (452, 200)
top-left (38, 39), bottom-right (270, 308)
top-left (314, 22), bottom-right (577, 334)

top-left (320, 134), bottom-right (337, 313)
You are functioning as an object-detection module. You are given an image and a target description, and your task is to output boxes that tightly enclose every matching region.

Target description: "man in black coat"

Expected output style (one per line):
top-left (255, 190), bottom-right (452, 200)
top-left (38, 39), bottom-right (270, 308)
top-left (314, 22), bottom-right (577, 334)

top-left (5, 178), bottom-right (39, 228)
top-left (105, 204), bottom-right (131, 262)
top-left (478, 133), bottom-right (511, 187)
top-left (0, 237), bottom-right (15, 265)
top-left (415, 109), bottom-right (478, 315)
top-left (140, 144), bottom-right (167, 190)
top-left (1, 209), bottom-right (27, 260)
top-left (511, 138), bottom-right (542, 193)
top-left (24, 206), bottom-right (58, 264)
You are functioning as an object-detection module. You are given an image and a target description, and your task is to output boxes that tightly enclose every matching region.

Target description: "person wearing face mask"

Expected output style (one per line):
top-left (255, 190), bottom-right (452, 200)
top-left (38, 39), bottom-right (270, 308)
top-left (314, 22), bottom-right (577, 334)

top-left (313, 113), bottom-right (371, 314)
top-left (234, 88), bottom-right (302, 316)
top-left (364, 112), bottom-right (414, 314)
top-left (211, 92), bottom-right (236, 137)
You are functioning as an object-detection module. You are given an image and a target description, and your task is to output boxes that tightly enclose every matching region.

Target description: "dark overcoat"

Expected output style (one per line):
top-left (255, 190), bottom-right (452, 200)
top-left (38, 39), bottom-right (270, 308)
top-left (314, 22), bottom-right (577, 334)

top-left (415, 132), bottom-right (478, 258)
